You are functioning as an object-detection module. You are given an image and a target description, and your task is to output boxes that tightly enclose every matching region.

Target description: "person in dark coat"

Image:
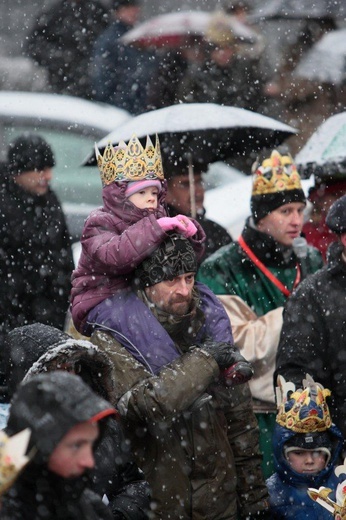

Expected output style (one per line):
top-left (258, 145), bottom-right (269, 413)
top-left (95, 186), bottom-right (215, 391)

top-left (26, 0), bottom-right (109, 98)
top-left (2, 322), bottom-right (151, 519)
top-left (1, 371), bottom-right (117, 519)
top-left (164, 156), bottom-right (233, 261)
top-left (267, 376), bottom-right (344, 519)
top-left (0, 134), bottom-right (74, 377)
top-left (88, 233), bottom-right (270, 519)
top-left (275, 194), bottom-right (346, 440)
top-left (90, 0), bottom-right (156, 114)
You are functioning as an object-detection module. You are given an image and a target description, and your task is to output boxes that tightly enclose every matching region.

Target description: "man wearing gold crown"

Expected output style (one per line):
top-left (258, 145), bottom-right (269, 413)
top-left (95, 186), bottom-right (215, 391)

top-left (198, 150), bottom-right (323, 478)
top-left (266, 377), bottom-right (344, 519)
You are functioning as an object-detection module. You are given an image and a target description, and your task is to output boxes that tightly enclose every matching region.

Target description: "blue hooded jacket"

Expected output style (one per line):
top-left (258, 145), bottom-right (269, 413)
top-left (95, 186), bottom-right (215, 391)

top-left (267, 412), bottom-right (344, 519)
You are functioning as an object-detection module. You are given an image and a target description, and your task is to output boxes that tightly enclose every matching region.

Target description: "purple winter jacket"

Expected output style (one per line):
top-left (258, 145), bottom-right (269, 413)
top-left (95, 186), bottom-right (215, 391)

top-left (70, 181), bottom-right (206, 334)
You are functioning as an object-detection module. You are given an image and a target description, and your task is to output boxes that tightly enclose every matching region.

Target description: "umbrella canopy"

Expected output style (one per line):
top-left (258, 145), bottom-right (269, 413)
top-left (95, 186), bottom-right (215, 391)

top-left (249, 0), bottom-right (342, 21)
top-left (84, 103), bottom-right (297, 167)
top-left (294, 29), bottom-right (346, 85)
top-left (295, 111), bottom-right (346, 179)
top-left (120, 10), bottom-right (258, 48)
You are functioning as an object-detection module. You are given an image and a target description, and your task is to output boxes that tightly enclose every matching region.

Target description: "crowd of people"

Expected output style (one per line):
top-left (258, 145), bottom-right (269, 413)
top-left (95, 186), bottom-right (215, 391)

top-left (21, 0), bottom-right (345, 147)
top-left (0, 0), bottom-right (346, 518)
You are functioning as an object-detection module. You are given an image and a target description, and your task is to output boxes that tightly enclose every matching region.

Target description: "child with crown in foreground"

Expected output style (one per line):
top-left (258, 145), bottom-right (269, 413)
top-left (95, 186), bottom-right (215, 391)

top-left (70, 134), bottom-right (253, 386)
top-left (266, 375), bottom-right (344, 519)
top-left (71, 134), bottom-right (204, 335)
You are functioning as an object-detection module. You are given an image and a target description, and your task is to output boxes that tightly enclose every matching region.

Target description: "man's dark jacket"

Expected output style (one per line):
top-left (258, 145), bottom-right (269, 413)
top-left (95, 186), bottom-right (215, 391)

top-left (0, 179), bottom-right (74, 350)
top-left (275, 241), bottom-right (346, 437)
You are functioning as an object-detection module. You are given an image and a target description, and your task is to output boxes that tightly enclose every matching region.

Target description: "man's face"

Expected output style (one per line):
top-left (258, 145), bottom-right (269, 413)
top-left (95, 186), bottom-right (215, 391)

top-left (48, 421), bottom-right (99, 479)
top-left (257, 202), bottom-right (306, 246)
top-left (13, 167), bottom-right (52, 196)
top-left (145, 272), bottom-right (195, 316)
top-left (166, 174), bottom-right (204, 216)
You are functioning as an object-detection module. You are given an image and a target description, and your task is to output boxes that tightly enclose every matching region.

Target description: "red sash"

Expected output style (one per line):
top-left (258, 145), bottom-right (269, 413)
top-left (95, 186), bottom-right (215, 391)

top-left (238, 235), bottom-right (301, 297)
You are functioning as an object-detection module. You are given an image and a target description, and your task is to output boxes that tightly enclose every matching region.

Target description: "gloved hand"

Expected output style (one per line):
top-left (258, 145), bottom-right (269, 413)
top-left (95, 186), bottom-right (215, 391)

top-left (200, 340), bottom-right (242, 370)
top-left (157, 215), bottom-right (197, 237)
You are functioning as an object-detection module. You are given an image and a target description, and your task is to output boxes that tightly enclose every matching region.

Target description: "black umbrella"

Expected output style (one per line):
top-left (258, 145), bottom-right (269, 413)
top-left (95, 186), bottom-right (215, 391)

top-left (83, 103), bottom-right (297, 168)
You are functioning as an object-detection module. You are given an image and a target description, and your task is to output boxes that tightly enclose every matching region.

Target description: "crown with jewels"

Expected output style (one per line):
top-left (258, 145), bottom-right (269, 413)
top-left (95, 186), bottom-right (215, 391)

top-left (95, 134), bottom-right (164, 187)
top-left (275, 374), bottom-right (332, 433)
top-left (252, 150), bottom-right (303, 197)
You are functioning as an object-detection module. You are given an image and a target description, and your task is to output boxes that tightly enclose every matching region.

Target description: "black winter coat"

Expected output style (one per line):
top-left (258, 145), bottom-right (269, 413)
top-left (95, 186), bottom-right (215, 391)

top-left (26, 0), bottom-right (108, 98)
top-left (0, 181), bottom-right (73, 350)
top-left (275, 241), bottom-right (346, 438)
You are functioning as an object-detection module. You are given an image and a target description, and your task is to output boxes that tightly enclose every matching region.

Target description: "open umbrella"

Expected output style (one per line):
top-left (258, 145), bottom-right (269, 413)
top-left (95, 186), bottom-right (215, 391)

top-left (294, 29), bottom-right (346, 85)
top-left (120, 10), bottom-right (258, 48)
top-left (249, 0), bottom-right (342, 21)
top-left (84, 103), bottom-right (297, 167)
top-left (85, 103), bottom-right (296, 218)
top-left (295, 111), bottom-right (346, 179)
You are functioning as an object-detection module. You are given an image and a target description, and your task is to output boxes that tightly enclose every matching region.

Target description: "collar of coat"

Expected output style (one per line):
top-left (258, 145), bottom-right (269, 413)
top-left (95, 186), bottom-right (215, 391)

top-left (137, 287), bottom-right (205, 353)
top-left (241, 217), bottom-right (296, 268)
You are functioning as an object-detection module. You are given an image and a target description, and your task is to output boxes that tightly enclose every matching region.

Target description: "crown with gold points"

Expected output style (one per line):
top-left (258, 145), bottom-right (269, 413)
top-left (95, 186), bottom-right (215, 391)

top-left (95, 134), bottom-right (164, 187)
top-left (276, 374), bottom-right (332, 433)
top-left (252, 150), bottom-right (302, 197)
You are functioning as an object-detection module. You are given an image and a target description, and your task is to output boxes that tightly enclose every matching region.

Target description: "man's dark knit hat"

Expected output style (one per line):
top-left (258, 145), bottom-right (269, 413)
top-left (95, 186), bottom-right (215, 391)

top-left (134, 232), bottom-right (197, 288)
top-left (7, 133), bottom-right (55, 176)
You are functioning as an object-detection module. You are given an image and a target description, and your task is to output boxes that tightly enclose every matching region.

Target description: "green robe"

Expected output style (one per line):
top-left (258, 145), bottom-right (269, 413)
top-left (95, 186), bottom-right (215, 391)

top-left (197, 221), bottom-right (323, 317)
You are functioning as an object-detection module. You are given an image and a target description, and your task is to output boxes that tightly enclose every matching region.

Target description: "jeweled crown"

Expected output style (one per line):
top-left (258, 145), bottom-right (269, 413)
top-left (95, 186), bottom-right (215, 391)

top-left (276, 374), bottom-right (332, 433)
top-left (95, 134), bottom-right (164, 187)
top-left (252, 150), bottom-right (303, 197)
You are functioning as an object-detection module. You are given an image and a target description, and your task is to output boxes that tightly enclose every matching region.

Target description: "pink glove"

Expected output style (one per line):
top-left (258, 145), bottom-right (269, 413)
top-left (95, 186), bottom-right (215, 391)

top-left (157, 216), bottom-right (197, 237)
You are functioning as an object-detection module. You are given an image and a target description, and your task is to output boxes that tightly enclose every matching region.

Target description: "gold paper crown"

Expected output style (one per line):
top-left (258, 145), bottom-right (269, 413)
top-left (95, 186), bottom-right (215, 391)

top-left (252, 150), bottom-right (303, 197)
top-left (95, 134), bottom-right (164, 186)
top-left (275, 375), bottom-right (332, 433)
top-left (0, 428), bottom-right (32, 496)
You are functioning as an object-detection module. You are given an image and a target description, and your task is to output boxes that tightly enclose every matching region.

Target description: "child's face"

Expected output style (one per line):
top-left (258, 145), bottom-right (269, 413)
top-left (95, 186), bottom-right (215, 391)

top-left (128, 186), bottom-right (159, 210)
top-left (286, 449), bottom-right (328, 474)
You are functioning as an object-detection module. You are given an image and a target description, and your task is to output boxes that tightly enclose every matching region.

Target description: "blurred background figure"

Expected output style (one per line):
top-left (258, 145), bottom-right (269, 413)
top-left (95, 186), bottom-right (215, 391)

top-left (175, 9), bottom-right (270, 114)
top-left (163, 154), bottom-right (233, 261)
top-left (25, 0), bottom-right (109, 99)
top-left (0, 134), bottom-right (73, 383)
top-left (263, 15), bottom-right (340, 155)
top-left (90, 0), bottom-right (156, 114)
top-left (303, 177), bottom-right (346, 262)
top-left (146, 35), bottom-right (205, 109)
